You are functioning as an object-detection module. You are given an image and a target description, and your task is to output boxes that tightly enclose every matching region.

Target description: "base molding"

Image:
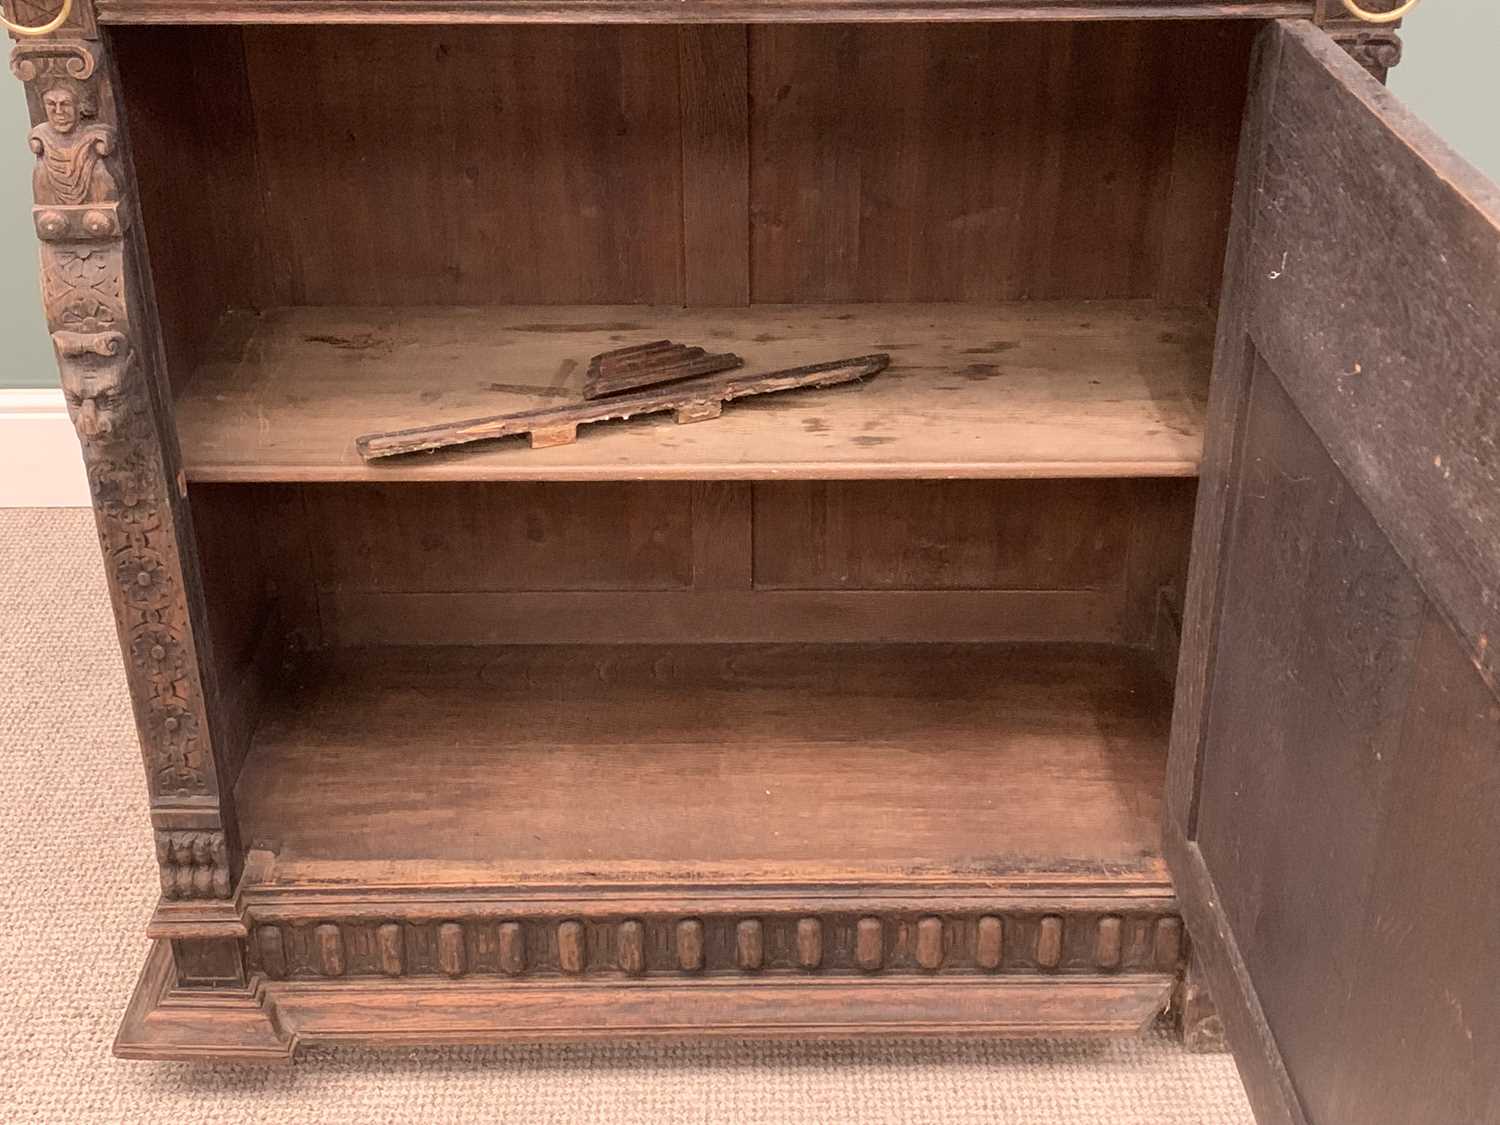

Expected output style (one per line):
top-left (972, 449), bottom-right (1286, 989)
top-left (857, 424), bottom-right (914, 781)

top-left (114, 940), bottom-right (1176, 1061)
top-left (114, 942), bottom-right (294, 1062)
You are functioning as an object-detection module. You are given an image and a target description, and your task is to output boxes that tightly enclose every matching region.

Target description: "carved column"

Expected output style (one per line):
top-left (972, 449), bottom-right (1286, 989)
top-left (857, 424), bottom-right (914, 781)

top-left (8, 3), bottom-right (244, 964)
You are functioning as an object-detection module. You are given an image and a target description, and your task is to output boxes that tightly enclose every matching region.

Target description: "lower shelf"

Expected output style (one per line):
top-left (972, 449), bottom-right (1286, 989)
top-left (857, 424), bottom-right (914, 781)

top-left (132, 641), bottom-right (1183, 1058)
top-left (235, 642), bottom-right (1174, 887)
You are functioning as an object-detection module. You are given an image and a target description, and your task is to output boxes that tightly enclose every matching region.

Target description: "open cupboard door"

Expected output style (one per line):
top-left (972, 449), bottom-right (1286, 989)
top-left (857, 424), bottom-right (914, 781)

top-left (1165, 20), bottom-right (1500, 1125)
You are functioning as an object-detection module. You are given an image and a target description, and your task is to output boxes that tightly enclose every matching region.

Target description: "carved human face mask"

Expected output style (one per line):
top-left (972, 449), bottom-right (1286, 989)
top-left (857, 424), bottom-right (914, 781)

top-left (43, 87), bottom-right (79, 134)
top-left (61, 360), bottom-right (130, 441)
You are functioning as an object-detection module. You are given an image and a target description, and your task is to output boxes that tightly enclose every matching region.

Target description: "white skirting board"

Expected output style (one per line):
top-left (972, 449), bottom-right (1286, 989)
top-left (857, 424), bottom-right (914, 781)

top-left (0, 389), bottom-right (90, 507)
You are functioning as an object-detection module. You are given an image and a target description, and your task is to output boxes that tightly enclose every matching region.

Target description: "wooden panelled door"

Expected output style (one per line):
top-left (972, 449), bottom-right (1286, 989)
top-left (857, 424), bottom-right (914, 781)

top-left (1165, 20), bottom-right (1500, 1125)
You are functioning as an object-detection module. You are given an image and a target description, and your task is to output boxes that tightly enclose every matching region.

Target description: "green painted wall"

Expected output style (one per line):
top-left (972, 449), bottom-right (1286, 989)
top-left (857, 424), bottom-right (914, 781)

top-left (0, 11), bottom-right (1497, 388)
top-left (2, 74), bottom-right (50, 387)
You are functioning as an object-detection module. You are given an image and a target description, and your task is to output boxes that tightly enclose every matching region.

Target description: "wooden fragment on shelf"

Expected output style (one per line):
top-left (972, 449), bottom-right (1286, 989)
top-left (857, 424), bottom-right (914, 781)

top-left (582, 340), bottom-right (743, 399)
top-left (355, 354), bottom-right (890, 460)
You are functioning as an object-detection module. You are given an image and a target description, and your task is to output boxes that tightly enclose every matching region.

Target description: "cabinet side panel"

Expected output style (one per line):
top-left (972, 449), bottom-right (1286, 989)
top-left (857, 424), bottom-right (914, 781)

top-left (111, 28), bottom-right (267, 393)
top-left (1193, 358), bottom-right (1500, 1124)
top-left (1193, 357), bottom-right (1428, 1119)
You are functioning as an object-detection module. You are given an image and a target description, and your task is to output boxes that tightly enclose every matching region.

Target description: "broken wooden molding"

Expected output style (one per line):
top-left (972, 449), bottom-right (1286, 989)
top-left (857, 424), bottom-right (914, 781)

top-left (355, 353), bottom-right (891, 460)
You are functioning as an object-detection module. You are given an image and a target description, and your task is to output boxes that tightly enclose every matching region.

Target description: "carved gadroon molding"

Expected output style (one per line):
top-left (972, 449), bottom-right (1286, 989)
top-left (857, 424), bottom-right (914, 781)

top-left (247, 911), bottom-right (1186, 981)
top-left (155, 831), bottom-right (232, 900)
top-left (12, 35), bottom-right (220, 826)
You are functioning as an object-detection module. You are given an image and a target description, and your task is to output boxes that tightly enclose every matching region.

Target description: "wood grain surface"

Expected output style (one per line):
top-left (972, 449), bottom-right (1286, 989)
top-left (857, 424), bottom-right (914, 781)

top-left (234, 643), bottom-right (1173, 886)
top-left (1165, 23), bottom-right (1500, 1125)
top-left (96, 0), bottom-right (1314, 26)
top-left (175, 302), bottom-right (1212, 481)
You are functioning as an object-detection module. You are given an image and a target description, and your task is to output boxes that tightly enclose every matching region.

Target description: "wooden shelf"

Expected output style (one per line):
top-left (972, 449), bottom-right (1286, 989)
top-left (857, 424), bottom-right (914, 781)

top-left (98, 0), bottom-right (1312, 27)
top-left (177, 302), bottom-right (1212, 483)
top-left (235, 642), bottom-right (1173, 888)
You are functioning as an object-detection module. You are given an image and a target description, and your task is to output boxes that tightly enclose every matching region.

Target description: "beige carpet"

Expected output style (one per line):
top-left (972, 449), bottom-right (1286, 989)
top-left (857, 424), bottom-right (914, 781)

top-left (0, 506), bottom-right (1255, 1124)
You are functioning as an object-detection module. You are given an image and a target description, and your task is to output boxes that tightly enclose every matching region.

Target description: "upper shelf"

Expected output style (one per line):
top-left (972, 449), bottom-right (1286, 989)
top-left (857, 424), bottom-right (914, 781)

top-left (97, 0), bottom-right (1312, 25)
top-left (175, 301), bottom-right (1213, 483)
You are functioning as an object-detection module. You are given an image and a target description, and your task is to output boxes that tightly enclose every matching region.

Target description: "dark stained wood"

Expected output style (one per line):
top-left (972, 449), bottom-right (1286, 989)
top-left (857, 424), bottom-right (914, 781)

top-left (256, 925), bottom-right (286, 980)
top-left (111, 28), bottom-right (268, 390)
top-left (752, 480), bottom-right (1133, 592)
top-left (748, 23), bottom-right (1251, 305)
top-left (376, 923), bottom-right (403, 976)
top-left (558, 921), bottom-right (586, 974)
top-left (1178, 951), bottom-right (1228, 1053)
top-left (1151, 21), bottom-right (1257, 304)
top-left (322, 588), bottom-right (1125, 646)
top-left (855, 918), bottom-right (884, 971)
top-left (115, 941), bottom-right (1178, 1061)
top-left (175, 302), bottom-right (1214, 482)
top-left (1120, 478), bottom-right (1197, 649)
top-left (436, 923), bottom-right (466, 978)
top-left (795, 918), bottom-right (823, 970)
top-left (36, 0), bottom-right (1479, 1068)
top-left (13, 11), bottom-right (249, 920)
top-left (689, 481), bottom-right (753, 591)
top-left (582, 341), bottom-right (743, 399)
top-left (1166, 21), bottom-right (1500, 1125)
top-left (96, 0), bottom-right (1316, 24)
top-left (355, 355), bottom-right (890, 460)
top-left (295, 477), bottom-right (1192, 647)
top-left (1326, 610), bottom-right (1500, 1123)
top-left (976, 916), bottom-right (1004, 971)
top-left (679, 25), bottom-right (749, 305)
top-left (735, 920), bottom-right (763, 971)
top-left (314, 924), bottom-right (345, 977)
top-left (241, 27), bottom-right (684, 307)
top-left (497, 922), bottom-right (526, 975)
top-left (234, 643), bottom-right (1174, 885)
top-left (1036, 917), bottom-right (1063, 970)
top-left (1244, 29), bottom-right (1500, 695)
top-left (915, 917), bottom-right (944, 971)
top-left (303, 482), bottom-right (696, 593)
top-left (675, 920), bottom-right (704, 972)
top-left (616, 921), bottom-right (646, 975)
top-left (1094, 916), bottom-right (1122, 971)
top-left (1152, 917), bottom-right (1182, 974)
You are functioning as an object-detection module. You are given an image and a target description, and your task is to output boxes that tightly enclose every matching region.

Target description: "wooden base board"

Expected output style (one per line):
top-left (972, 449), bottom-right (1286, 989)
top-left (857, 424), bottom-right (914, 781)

top-left (115, 940), bottom-right (1177, 1061)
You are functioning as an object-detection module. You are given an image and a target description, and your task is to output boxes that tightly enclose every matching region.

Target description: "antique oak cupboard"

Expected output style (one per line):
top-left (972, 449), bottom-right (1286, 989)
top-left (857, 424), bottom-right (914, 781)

top-left (7, 0), bottom-right (1498, 1117)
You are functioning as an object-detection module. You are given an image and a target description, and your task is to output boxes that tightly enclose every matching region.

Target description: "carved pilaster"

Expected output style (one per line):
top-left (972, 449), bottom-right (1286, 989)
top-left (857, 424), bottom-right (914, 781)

top-left (9, 9), bottom-right (237, 904)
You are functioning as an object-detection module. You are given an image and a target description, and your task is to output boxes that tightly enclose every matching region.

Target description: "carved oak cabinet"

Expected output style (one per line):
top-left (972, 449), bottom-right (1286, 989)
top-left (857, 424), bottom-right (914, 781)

top-left (9, 0), bottom-right (1499, 1118)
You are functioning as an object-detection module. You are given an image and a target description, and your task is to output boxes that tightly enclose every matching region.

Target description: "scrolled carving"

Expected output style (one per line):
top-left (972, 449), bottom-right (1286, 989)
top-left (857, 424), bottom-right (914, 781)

top-left (9, 40), bottom-right (96, 84)
top-left (155, 830), bottom-right (231, 900)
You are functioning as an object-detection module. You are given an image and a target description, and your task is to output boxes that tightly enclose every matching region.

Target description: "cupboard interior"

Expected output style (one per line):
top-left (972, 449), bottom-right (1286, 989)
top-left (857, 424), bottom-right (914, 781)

top-left (195, 477), bottom-right (1194, 886)
top-left (113, 20), bottom-right (1252, 887)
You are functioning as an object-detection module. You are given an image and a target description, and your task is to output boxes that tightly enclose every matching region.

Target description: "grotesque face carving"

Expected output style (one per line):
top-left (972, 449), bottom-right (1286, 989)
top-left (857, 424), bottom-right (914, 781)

top-left (61, 357), bottom-right (131, 443)
top-left (42, 86), bottom-right (79, 134)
